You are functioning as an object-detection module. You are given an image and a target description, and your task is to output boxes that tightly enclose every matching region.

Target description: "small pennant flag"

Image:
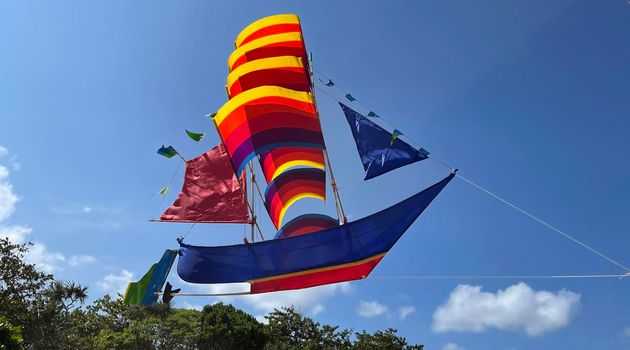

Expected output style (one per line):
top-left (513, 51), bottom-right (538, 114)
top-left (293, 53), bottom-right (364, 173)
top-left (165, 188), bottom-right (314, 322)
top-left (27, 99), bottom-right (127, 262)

top-left (159, 186), bottom-right (169, 195)
top-left (157, 145), bottom-right (178, 158)
top-left (345, 93), bottom-right (356, 102)
top-left (206, 112), bottom-right (217, 119)
top-left (390, 129), bottom-right (403, 145)
top-left (318, 78), bottom-right (335, 87)
top-left (185, 130), bottom-right (205, 142)
top-left (367, 111), bottom-right (379, 118)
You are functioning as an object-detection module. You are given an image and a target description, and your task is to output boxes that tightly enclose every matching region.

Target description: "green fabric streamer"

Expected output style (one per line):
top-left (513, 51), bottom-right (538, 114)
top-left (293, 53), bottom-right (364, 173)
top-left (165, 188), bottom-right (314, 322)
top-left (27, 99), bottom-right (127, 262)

top-left (186, 130), bottom-right (205, 142)
top-left (159, 186), bottom-right (169, 195)
top-left (123, 264), bottom-right (156, 305)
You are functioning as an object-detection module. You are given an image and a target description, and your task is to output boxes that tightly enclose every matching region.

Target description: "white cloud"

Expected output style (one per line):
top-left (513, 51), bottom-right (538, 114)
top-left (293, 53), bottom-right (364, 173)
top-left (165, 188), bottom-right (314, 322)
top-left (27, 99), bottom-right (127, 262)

top-left (0, 165), bottom-right (8, 181)
top-left (0, 182), bottom-right (19, 223)
top-left (357, 300), bottom-right (389, 318)
top-left (179, 278), bottom-right (352, 319)
top-left (1, 225), bottom-right (68, 273)
top-left (622, 326), bottom-right (630, 338)
top-left (27, 243), bottom-right (66, 273)
top-left (310, 304), bottom-right (325, 316)
top-left (99, 270), bottom-right (133, 296)
top-left (442, 343), bottom-right (464, 350)
top-left (398, 305), bottom-right (416, 320)
top-left (0, 225), bottom-right (32, 244)
top-left (177, 301), bottom-right (204, 311)
top-left (432, 283), bottom-right (580, 336)
top-left (0, 151), bottom-right (87, 274)
top-left (68, 254), bottom-right (97, 267)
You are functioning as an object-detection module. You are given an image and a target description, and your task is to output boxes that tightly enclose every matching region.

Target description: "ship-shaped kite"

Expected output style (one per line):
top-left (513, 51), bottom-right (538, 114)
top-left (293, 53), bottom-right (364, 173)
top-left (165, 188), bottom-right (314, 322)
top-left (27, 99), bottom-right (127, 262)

top-left (124, 14), bottom-right (455, 305)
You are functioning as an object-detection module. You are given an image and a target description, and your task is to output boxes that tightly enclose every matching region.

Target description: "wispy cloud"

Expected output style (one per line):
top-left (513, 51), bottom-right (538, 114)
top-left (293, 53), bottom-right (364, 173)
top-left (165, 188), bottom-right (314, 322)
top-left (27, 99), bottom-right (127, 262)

top-left (622, 326), bottom-right (630, 338)
top-left (176, 301), bottom-right (204, 311)
top-left (0, 171), bottom-right (19, 223)
top-left (442, 343), bottom-right (465, 350)
top-left (99, 270), bottom-right (133, 296)
top-left (68, 255), bottom-right (97, 267)
top-left (0, 149), bottom-right (96, 273)
top-left (432, 283), bottom-right (580, 336)
top-left (398, 305), bottom-right (416, 320)
top-left (357, 300), bottom-right (389, 318)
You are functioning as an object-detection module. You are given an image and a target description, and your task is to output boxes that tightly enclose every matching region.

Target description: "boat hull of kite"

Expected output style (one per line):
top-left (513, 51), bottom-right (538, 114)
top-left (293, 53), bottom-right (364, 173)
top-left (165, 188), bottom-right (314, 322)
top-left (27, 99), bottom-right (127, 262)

top-left (177, 173), bottom-right (453, 293)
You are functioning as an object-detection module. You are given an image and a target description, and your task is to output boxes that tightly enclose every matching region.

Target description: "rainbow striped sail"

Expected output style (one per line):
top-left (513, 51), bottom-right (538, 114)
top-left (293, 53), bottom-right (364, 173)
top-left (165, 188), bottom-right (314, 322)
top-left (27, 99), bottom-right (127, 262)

top-left (213, 14), bottom-right (327, 229)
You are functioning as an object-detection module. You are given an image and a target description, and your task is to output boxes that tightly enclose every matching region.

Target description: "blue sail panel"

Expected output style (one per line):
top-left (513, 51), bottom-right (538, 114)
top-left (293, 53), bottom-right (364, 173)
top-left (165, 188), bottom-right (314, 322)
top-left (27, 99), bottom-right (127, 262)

top-left (177, 173), bottom-right (454, 293)
top-left (339, 102), bottom-right (429, 180)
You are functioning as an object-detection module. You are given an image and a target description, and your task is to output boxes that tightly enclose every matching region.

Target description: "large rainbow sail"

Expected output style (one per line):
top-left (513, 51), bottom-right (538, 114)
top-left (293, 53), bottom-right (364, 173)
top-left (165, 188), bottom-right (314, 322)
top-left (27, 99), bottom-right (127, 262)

top-left (213, 14), bottom-right (328, 230)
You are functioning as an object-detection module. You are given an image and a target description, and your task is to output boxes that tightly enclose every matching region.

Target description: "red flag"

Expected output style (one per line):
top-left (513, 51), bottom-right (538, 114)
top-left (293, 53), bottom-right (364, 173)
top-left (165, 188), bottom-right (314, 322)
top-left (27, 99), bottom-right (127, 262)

top-left (161, 144), bottom-right (250, 223)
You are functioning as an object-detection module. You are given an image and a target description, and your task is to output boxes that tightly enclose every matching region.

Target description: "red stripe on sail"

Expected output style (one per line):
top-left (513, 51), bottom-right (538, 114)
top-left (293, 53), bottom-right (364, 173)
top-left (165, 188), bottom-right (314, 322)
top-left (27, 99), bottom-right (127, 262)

top-left (238, 23), bottom-right (302, 47)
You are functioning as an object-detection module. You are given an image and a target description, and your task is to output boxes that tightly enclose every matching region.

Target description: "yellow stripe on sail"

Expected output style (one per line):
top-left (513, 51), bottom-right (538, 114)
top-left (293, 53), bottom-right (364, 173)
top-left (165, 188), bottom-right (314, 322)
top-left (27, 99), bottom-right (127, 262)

top-left (235, 14), bottom-right (300, 48)
top-left (228, 32), bottom-right (303, 71)
top-left (277, 192), bottom-right (325, 229)
top-left (213, 85), bottom-right (314, 126)
top-left (271, 160), bottom-right (325, 182)
top-left (226, 56), bottom-right (304, 93)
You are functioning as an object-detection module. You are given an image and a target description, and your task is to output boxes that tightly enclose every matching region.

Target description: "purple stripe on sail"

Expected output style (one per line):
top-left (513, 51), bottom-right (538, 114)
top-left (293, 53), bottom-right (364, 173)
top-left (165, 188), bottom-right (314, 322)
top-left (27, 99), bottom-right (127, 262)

top-left (230, 128), bottom-right (326, 175)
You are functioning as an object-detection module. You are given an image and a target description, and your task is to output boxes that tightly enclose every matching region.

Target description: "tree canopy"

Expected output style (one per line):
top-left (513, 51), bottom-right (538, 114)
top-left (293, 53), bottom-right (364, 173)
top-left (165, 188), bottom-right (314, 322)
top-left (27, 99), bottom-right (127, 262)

top-left (0, 238), bottom-right (423, 350)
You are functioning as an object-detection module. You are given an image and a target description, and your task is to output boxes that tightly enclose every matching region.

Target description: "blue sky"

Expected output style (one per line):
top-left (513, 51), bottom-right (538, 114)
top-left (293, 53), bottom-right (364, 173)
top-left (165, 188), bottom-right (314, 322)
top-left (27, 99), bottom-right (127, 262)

top-left (1, 1), bottom-right (629, 349)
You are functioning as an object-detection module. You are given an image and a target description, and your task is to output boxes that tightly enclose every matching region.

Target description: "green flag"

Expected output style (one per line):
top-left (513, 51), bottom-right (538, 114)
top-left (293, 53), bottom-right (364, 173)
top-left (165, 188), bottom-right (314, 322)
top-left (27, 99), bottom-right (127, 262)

top-left (185, 130), bottom-right (205, 142)
top-left (159, 186), bottom-right (169, 195)
top-left (157, 145), bottom-right (178, 158)
top-left (390, 129), bottom-right (403, 145)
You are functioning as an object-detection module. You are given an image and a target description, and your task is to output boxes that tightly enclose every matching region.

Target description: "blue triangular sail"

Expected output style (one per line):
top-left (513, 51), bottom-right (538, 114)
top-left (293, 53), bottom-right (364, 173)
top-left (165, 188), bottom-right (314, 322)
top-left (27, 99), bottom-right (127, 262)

top-left (339, 103), bottom-right (429, 180)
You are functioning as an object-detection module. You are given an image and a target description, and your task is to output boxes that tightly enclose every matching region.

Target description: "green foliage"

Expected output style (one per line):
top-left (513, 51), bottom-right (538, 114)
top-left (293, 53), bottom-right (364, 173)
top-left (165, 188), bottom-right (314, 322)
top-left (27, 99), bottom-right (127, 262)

top-left (197, 303), bottom-right (268, 350)
top-left (0, 237), bottom-right (424, 350)
top-left (0, 316), bottom-right (23, 350)
top-left (353, 328), bottom-right (423, 350)
top-left (266, 306), bottom-right (351, 350)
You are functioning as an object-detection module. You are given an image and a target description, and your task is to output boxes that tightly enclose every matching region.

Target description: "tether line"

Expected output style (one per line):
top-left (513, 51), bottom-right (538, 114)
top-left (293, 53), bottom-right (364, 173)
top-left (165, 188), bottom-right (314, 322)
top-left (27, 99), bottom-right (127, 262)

top-left (370, 273), bottom-right (630, 280)
top-left (313, 70), bottom-right (630, 273)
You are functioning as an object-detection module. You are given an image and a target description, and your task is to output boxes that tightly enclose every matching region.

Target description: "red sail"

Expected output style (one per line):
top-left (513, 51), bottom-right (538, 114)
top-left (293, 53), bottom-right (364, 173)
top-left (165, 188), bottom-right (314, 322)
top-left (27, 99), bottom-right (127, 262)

top-left (161, 144), bottom-right (250, 223)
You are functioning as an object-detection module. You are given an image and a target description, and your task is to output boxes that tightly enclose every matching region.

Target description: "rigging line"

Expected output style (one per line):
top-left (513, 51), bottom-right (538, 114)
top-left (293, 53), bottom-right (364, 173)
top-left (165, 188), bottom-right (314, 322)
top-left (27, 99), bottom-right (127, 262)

top-left (151, 161), bottom-right (183, 219)
top-left (310, 56), bottom-right (348, 224)
top-left (158, 273), bottom-right (629, 298)
top-left (179, 223), bottom-right (197, 241)
top-left (454, 172), bottom-right (630, 273)
top-left (370, 274), bottom-right (630, 280)
top-left (246, 163), bottom-right (266, 241)
top-left (315, 76), bottom-right (629, 275)
top-left (247, 163), bottom-right (267, 211)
